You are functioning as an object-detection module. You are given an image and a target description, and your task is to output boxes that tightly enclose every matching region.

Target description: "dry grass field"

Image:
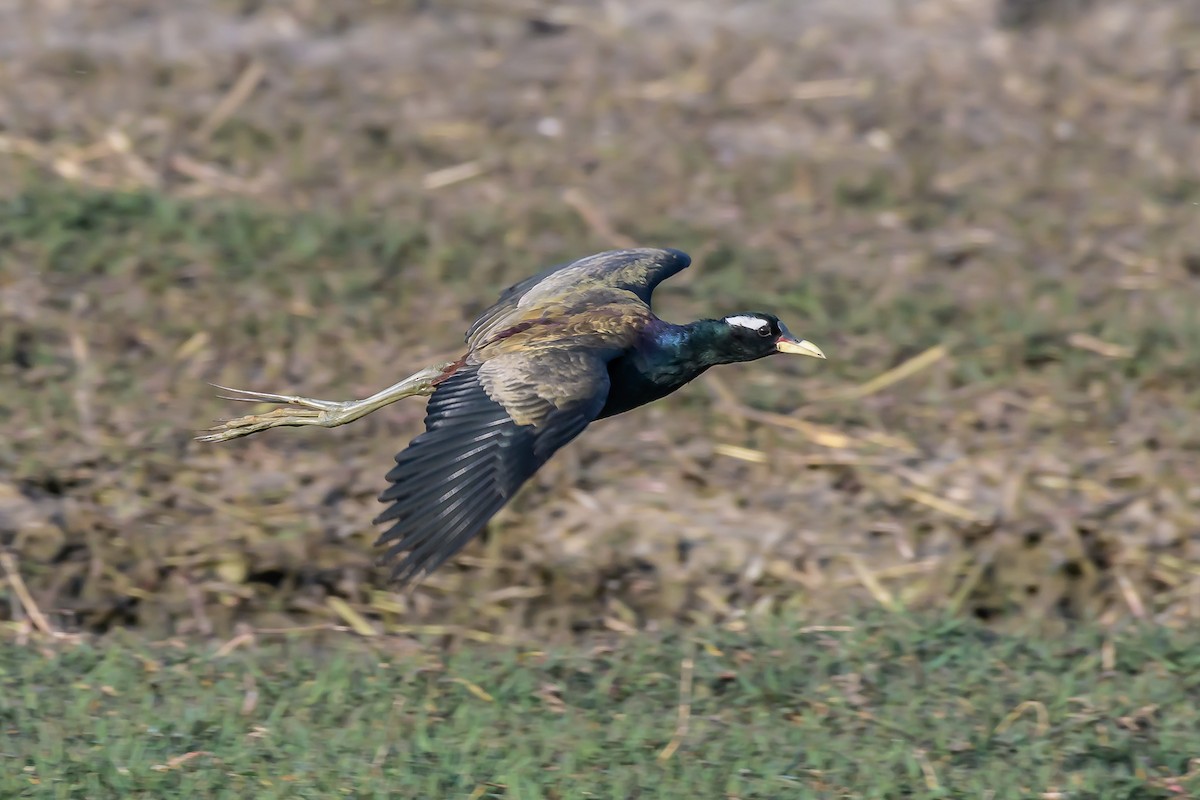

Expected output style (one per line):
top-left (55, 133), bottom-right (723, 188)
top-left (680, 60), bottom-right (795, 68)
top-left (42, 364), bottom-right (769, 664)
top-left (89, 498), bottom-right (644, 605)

top-left (2, 0), bottom-right (1199, 642)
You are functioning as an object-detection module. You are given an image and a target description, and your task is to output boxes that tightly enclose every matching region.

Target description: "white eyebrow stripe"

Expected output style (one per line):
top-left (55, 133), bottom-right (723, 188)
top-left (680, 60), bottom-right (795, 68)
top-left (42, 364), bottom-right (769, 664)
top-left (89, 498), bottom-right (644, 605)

top-left (724, 315), bottom-right (769, 331)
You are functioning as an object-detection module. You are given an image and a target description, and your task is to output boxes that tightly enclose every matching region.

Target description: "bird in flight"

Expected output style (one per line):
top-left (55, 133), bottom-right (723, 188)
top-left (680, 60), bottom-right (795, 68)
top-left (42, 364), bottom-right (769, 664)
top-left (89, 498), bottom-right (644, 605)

top-left (200, 248), bottom-right (825, 586)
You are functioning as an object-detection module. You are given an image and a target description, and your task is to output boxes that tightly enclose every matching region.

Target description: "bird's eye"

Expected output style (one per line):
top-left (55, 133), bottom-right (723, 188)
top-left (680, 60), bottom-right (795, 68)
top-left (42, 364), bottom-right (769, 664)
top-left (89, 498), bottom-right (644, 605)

top-left (758, 325), bottom-right (773, 338)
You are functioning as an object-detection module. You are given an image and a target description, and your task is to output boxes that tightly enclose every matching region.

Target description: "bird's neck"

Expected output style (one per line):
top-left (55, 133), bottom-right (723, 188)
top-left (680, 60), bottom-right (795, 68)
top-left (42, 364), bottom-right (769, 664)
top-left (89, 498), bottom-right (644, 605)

top-left (597, 319), bottom-right (737, 419)
top-left (644, 319), bottom-right (736, 379)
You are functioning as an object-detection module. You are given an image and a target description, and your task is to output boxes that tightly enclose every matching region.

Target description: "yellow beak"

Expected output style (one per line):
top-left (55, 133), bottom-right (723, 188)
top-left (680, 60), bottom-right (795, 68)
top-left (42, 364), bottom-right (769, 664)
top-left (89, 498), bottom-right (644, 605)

top-left (775, 338), bottom-right (826, 359)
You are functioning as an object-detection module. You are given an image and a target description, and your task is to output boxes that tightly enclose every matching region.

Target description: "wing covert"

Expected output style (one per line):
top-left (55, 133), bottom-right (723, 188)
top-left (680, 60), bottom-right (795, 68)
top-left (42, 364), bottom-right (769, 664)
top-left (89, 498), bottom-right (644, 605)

top-left (465, 248), bottom-right (690, 350)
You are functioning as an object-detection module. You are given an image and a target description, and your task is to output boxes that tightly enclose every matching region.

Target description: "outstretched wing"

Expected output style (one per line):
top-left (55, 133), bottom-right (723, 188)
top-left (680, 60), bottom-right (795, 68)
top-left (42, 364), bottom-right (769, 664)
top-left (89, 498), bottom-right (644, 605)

top-left (372, 349), bottom-right (611, 586)
top-left (465, 247), bottom-right (690, 350)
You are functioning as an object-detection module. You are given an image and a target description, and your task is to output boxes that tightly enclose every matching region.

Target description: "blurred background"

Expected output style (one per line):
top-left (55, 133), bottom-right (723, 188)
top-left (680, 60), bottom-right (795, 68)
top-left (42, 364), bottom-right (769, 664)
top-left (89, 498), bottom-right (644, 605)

top-left (2, 0), bottom-right (1198, 641)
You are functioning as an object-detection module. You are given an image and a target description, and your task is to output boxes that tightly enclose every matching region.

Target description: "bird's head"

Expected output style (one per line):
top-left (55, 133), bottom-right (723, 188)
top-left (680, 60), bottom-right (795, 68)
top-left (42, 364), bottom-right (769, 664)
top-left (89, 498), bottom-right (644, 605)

top-left (715, 313), bottom-right (826, 363)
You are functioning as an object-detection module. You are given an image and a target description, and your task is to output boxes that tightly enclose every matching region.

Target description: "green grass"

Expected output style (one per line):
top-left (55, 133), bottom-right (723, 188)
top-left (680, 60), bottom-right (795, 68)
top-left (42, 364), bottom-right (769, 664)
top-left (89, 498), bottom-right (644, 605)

top-left (4, 613), bottom-right (1199, 799)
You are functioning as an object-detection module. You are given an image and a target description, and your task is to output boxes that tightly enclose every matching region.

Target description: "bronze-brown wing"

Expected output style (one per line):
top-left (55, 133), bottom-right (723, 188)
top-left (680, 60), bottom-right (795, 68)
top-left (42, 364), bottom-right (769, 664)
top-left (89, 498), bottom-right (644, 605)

top-left (372, 349), bottom-right (611, 586)
top-left (465, 248), bottom-right (690, 350)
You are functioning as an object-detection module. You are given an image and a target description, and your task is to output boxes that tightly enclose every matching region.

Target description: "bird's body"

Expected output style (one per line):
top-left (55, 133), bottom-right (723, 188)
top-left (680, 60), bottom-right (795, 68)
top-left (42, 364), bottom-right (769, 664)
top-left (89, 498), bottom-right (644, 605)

top-left (371, 248), bottom-right (824, 585)
top-left (201, 247), bottom-right (824, 587)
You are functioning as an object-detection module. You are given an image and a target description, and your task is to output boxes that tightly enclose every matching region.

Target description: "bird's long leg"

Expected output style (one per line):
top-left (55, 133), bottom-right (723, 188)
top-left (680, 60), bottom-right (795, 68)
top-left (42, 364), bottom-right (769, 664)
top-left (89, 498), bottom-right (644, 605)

top-left (196, 361), bottom-right (455, 444)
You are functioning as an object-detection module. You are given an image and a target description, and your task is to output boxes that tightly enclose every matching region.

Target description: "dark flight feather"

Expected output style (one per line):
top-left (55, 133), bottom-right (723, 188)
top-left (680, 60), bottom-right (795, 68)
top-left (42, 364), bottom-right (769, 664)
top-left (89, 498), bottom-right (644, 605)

top-left (373, 354), bottom-right (610, 585)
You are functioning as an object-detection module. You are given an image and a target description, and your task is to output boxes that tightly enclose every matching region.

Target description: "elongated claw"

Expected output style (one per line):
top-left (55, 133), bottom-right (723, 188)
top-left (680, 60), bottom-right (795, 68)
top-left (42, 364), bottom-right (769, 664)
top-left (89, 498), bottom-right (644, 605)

top-left (197, 361), bottom-right (454, 444)
top-left (208, 384), bottom-right (345, 411)
top-left (196, 406), bottom-right (330, 443)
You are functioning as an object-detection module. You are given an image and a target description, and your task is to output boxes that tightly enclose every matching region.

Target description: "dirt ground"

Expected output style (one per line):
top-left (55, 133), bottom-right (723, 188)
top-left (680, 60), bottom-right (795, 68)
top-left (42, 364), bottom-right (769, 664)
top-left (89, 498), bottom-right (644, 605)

top-left (2, 0), bottom-right (1199, 641)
